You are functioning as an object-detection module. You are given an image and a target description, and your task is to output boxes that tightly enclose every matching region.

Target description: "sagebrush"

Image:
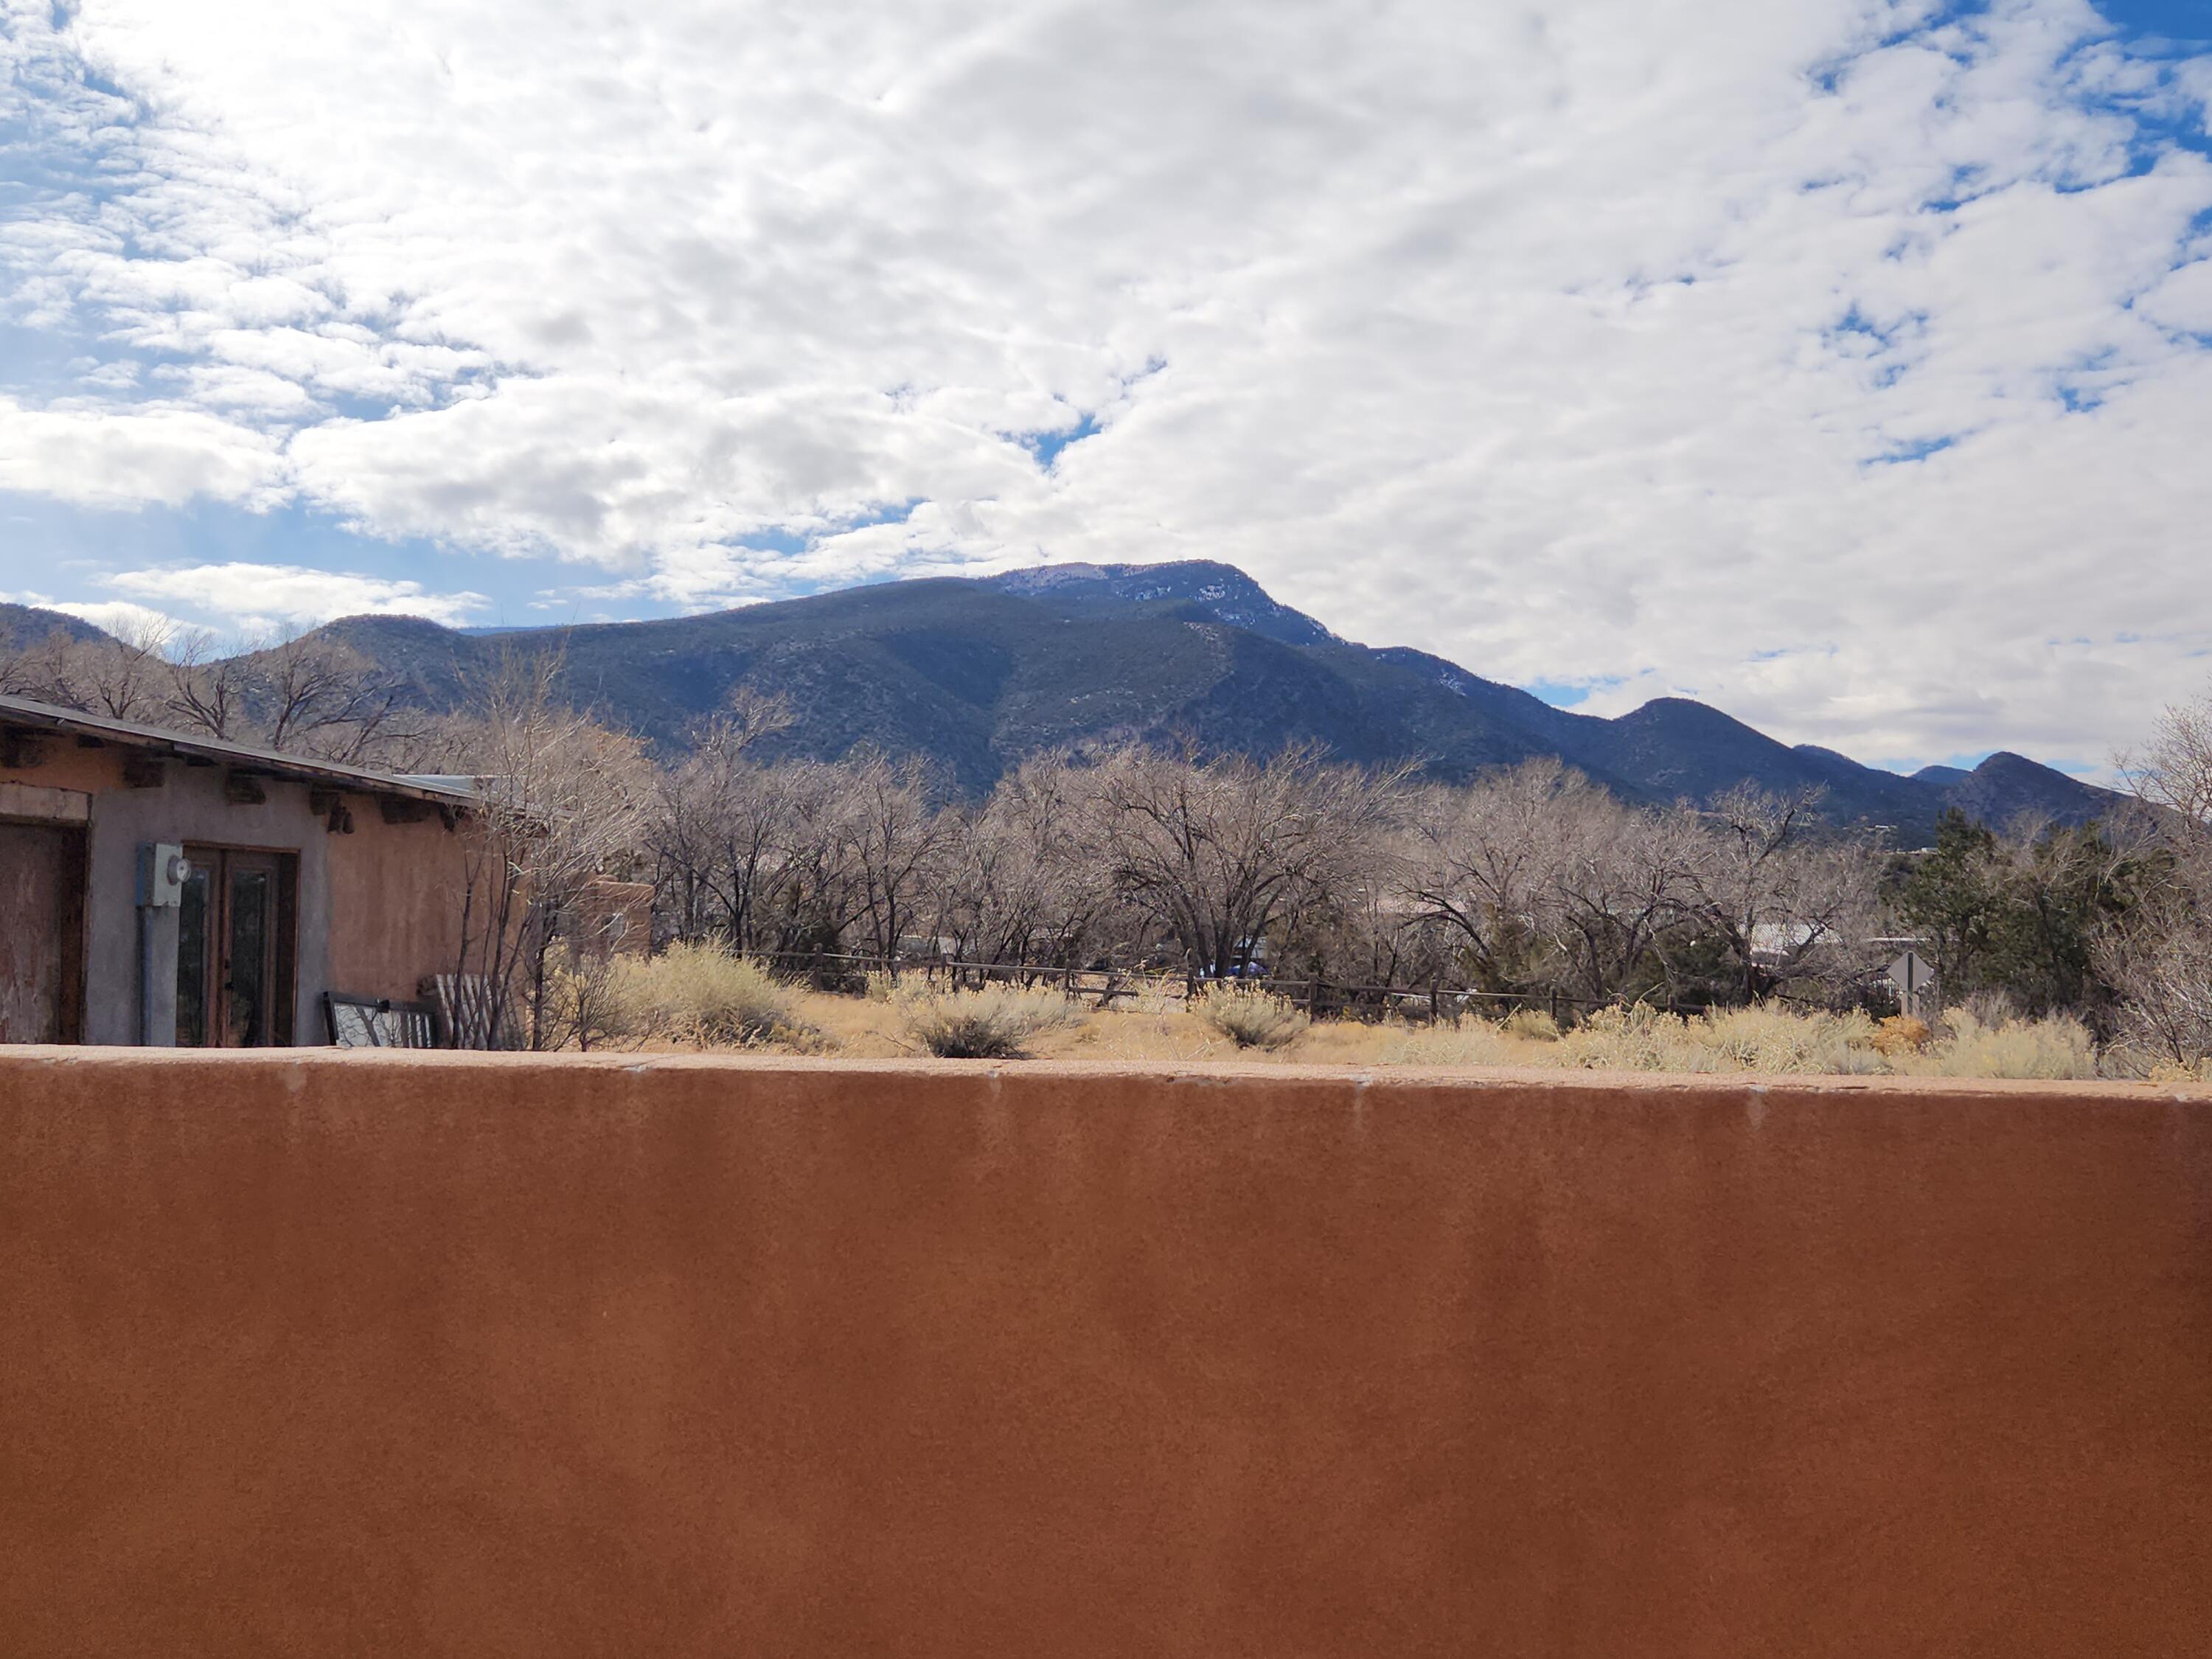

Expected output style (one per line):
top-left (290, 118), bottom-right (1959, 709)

top-left (897, 984), bottom-right (1081, 1060)
top-left (615, 944), bottom-right (818, 1048)
top-left (1192, 984), bottom-right (1309, 1050)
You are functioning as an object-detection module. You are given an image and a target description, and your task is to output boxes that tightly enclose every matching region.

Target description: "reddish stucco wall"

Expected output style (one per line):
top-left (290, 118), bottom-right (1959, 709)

top-left (0, 741), bottom-right (127, 796)
top-left (2, 1051), bottom-right (2208, 1657)
top-left (321, 804), bottom-right (475, 1006)
top-left (2, 744), bottom-right (468, 1037)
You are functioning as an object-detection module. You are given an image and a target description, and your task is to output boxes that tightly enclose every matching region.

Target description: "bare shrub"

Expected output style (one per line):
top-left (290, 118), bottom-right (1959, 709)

top-left (1551, 1005), bottom-right (1683, 1071)
top-left (1416, 1002), bottom-right (2091, 1079)
top-left (2140, 1057), bottom-right (2212, 1085)
top-left (625, 945), bottom-right (817, 1048)
top-left (1694, 1004), bottom-right (1884, 1074)
top-left (1193, 984), bottom-right (1309, 1050)
top-left (540, 942), bottom-right (647, 1051)
top-left (898, 984), bottom-right (1079, 1059)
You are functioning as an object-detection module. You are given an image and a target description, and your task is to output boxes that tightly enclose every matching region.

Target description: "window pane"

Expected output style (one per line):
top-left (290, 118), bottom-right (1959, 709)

top-left (175, 866), bottom-right (210, 1048)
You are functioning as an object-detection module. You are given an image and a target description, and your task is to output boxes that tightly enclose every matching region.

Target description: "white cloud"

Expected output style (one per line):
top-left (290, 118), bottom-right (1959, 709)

top-left (0, 396), bottom-right (281, 507)
top-left (1, 0), bottom-right (2210, 765)
top-left (101, 564), bottom-right (490, 632)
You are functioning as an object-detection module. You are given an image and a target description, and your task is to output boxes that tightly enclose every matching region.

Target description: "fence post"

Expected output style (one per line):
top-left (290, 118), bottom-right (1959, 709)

top-left (1549, 987), bottom-right (1560, 1025)
top-left (1307, 978), bottom-right (1321, 1018)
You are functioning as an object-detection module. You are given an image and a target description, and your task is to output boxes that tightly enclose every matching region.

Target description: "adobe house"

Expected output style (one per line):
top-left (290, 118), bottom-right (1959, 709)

top-left (0, 693), bottom-right (477, 1047)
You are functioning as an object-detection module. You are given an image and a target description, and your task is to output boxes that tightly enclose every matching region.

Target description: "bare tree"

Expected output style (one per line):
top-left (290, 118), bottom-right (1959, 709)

top-left (1541, 787), bottom-right (1703, 1003)
top-left (1402, 759), bottom-right (1591, 992)
top-left (1096, 742), bottom-right (1407, 986)
top-left (2126, 689), bottom-right (2212, 846)
top-left (842, 751), bottom-right (952, 970)
top-left (649, 688), bottom-right (797, 950)
top-left (246, 633), bottom-right (421, 763)
top-left (161, 630), bottom-right (255, 740)
top-left (1281, 847), bottom-right (1447, 993)
top-left (2104, 686), bottom-right (2212, 1065)
top-left (763, 759), bottom-right (873, 960)
top-left (146, 627), bottom-right (431, 766)
top-left (445, 653), bottom-right (653, 1048)
top-left (0, 622), bottom-right (77, 699)
top-left (2100, 869), bottom-right (2212, 1068)
top-left (933, 753), bottom-right (1119, 974)
top-left (1681, 785), bottom-right (1881, 1002)
top-left (3, 617), bottom-right (173, 720)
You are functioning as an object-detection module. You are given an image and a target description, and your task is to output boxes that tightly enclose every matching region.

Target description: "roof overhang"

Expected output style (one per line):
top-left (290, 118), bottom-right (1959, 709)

top-left (0, 694), bottom-right (476, 814)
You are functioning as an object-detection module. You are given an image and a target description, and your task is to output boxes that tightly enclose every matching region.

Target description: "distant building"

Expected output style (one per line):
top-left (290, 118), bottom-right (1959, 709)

top-left (0, 694), bottom-right (476, 1047)
top-left (1747, 922), bottom-right (1840, 965)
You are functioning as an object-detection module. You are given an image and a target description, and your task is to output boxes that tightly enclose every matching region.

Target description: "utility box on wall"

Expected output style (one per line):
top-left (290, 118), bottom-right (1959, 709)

top-left (136, 843), bottom-right (189, 909)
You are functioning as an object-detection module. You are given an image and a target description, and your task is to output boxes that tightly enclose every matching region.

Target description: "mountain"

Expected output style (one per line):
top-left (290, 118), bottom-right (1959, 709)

top-left (0, 602), bottom-right (108, 653)
top-left (277, 560), bottom-right (2117, 838)
top-left (1935, 751), bottom-right (2118, 831)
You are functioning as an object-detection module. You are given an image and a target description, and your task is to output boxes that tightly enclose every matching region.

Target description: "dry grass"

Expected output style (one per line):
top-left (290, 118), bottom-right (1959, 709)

top-left (1557, 1004), bottom-right (1887, 1075)
top-left (1500, 1008), bottom-right (1562, 1043)
top-left (2138, 1057), bottom-right (2212, 1084)
top-left (1891, 1007), bottom-right (2099, 1081)
top-left (557, 959), bottom-right (2124, 1081)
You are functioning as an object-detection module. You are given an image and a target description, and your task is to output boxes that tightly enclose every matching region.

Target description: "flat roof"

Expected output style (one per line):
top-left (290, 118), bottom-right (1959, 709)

top-left (0, 693), bottom-right (477, 808)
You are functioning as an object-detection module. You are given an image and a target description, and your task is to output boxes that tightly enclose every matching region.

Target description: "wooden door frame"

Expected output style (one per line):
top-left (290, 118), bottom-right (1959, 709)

top-left (179, 844), bottom-right (299, 1047)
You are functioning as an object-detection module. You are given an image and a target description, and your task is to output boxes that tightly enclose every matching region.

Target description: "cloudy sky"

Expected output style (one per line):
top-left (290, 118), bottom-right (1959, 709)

top-left (3, 0), bottom-right (2210, 773)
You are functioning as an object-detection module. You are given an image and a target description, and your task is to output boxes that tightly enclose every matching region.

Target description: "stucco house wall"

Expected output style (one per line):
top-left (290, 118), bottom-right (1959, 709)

top-left (1, 731), bottom-right (471, 1045)
top-left (321, 799), bottom-right (477, 1014)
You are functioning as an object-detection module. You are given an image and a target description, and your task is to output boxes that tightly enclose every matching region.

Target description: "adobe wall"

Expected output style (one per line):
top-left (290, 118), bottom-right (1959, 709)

top-left (321, 800), bottom-right (475, 1009)
top-left (72, 760), bottom-right (339, 1042)
top-left (1, 1051), bottom-right (2208, 1658)
top-left (1, 750), bottom-right (467, 1041)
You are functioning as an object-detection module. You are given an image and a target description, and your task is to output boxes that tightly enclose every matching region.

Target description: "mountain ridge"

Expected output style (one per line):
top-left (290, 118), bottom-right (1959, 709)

top-left (202, 560), bottom-right (2121, 838)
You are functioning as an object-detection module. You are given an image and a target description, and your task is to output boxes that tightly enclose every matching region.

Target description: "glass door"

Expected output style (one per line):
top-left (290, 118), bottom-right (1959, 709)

top-left (176, 858), bottom-right (212, 1046)
top-left (177, 847), bottom-right (296, 1046)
